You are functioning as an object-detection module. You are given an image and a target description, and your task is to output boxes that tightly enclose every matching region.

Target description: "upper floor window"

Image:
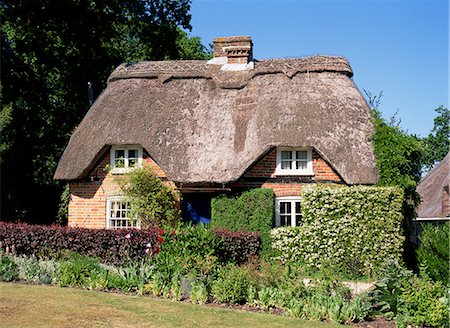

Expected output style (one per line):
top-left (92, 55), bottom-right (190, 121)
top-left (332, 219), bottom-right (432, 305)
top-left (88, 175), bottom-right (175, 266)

top-left (275, 196), bottom-right (302, 227)
top-left (276, 147), bottom-right (313, 175)
top-left (110, 145), bottom-right (143, 173)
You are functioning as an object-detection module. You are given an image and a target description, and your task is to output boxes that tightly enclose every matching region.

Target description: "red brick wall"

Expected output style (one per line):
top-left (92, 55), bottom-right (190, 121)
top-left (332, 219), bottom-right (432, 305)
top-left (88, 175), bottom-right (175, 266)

top-left (238, 148), bottom-right (343, 196)
top-left (68, 147), bottom-right (344, 228)
top-left (68, 153), bottom-right (166, 228)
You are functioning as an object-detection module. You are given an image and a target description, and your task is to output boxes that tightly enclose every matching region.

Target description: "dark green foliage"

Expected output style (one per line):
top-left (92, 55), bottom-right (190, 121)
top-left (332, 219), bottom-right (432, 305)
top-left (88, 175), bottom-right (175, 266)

top-left (0, 254), bottom-right (19, 281)
top-left (117, 165), bottom-right (181, 228)
top-left (422, 106), bottom-right (449, 171)
top-left (417, 222), bottom-right (449, 285)
top-left (1, 0), bottom-right (208, 223)
top-left (56, 183), bottom-right (70, 225)
top-left (56, 252), bottom-right (103, 287)
top-left (211, 189), bottom-right (274, 255)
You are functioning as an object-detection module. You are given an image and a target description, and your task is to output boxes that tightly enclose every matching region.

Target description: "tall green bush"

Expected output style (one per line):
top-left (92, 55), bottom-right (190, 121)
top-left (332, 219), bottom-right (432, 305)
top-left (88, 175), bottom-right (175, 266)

top-left (417, 222), bottom-right (449, 285)
top-left (271, 186), bottom-right (405, 277)
top-left (116, 164), bottom-right (181, 228)
top-left (211, 188), bottom-right (274, 255)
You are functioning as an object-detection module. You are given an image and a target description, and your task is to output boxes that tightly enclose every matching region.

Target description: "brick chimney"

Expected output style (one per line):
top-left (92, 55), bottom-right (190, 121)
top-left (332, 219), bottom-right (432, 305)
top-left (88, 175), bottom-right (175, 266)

top-left (213, 36), bottom-right (253, 64)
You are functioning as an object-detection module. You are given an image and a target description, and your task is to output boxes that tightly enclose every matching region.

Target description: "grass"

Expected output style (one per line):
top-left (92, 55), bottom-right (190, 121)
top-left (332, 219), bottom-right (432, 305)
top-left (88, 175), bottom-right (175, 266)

top-left (0, 282), bottom-right (345, 328)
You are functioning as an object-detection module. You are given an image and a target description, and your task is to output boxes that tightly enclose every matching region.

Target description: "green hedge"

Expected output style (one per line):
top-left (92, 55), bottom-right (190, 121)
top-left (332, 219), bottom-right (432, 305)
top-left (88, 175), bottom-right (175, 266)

top-left (211, 188), bottom-right (274, 255)
top-left (271, 186), bottom-right (405, 277)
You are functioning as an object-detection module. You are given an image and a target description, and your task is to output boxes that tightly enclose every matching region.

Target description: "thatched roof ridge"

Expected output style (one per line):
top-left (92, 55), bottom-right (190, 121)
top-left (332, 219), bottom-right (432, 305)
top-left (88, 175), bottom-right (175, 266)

top-left (416, 153), bottom-right (450, 218)
top-left (108, 56), bottom-right (353, 86)
top-left (54, 55), bottom-right (377, 184)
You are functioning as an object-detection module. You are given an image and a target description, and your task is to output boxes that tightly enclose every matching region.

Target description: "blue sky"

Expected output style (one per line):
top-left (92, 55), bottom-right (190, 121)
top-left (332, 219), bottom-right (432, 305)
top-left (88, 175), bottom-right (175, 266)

top-left (190, 0), bottom-right (448, 137)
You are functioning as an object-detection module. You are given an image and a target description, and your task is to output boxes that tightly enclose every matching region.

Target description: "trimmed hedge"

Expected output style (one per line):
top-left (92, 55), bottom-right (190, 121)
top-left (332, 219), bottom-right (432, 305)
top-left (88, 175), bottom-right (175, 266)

top-left (0, 223), bottom-right (160, 265)
top-left (213, 228), bottom-right (261, 264)
top-left (0, 223), bottom-right (260, 266)
top-left (271, 186), bottom-right (405, 277)
top-left (211, 188), bottom-right (274, 254)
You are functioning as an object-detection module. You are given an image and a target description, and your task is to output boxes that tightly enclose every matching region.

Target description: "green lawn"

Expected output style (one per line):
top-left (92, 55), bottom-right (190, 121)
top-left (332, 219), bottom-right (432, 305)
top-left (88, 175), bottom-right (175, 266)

top-left (0, 282), bottom-right (345, 328)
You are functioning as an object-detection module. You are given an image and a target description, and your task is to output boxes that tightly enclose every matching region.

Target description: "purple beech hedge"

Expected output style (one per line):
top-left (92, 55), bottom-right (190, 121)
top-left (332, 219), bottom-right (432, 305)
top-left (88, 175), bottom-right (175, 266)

top-left (0, 222), bottom-right (260, 265)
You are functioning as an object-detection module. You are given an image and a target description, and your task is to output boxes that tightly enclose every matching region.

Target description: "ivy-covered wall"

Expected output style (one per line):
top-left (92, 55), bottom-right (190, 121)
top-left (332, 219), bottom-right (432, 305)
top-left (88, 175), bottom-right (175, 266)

top-left (271, 185), bottom-right (404, 277)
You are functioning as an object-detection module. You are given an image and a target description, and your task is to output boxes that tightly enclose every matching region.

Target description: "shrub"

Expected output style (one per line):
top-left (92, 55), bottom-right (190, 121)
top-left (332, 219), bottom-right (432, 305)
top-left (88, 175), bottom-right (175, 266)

top-left (417, 222), bottom-right (449, 285)
top-left (116, 164), bottom-right (181, 228)
top-left (13, 255), bottom-right (58, 284)
top-left (211, 189), bottom-right (274, 255)
top-left (0, 222), bottom-right (160, 265)
top-left (0, 254), bottom-right (19, 281)
top-left (211, 264), bottom-right (256, 304)
top-left (213, 228), bottom-right (260, 264)
top-left (152, 223), bottom-right (220, 283)
top-left (369, 260), bottom-right (413, 319)
top-left (190, 281), bottom-right (209, 304)
top-left (56, 252), bottom-right (104, 287)
top-left (271, 185), bottom-right (404, 277)
top-left (396, 275), bottom-right (449, 328)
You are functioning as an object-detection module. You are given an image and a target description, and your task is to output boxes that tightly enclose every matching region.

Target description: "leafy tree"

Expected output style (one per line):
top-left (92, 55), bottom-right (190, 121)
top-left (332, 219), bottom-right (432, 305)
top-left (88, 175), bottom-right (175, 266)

top-left (0, 0), bottom-right (207, 223)
top-left (115, 165), bottom-right (181, 228)
top-left (365, 91), bottom-right (424, 268)
top-left (422, 106), bottom-right (449, 171)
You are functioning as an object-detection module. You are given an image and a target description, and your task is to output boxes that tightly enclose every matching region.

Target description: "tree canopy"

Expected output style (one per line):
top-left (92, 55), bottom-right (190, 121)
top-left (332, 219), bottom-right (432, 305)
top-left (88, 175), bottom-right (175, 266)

top-left (0, 0), bottom-right (208, 223)
top-left (422, 106), bottom-right (449, 171)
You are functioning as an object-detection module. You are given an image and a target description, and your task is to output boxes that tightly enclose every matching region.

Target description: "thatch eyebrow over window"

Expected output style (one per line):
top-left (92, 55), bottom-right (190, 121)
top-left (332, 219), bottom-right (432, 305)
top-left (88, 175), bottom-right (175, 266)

top-left (110, 145), bottom-right (143, 173)
top-left (276, 147), bottom-right (313, 176)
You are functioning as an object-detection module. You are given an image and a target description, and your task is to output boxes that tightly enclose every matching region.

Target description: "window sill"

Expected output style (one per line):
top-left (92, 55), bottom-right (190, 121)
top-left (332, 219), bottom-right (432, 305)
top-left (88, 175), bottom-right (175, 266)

top-left (275, 170), bottom-right (314, 176)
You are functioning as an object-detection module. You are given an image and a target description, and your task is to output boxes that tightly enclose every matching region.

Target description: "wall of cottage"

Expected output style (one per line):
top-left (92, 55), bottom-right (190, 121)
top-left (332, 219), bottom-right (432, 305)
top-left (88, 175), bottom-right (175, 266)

top-left (231, 148), bottom-right (343, 196)
top-left (68, 148), bottom-right (344, 228)
top-left (68, 153), bottom-right (166, 228)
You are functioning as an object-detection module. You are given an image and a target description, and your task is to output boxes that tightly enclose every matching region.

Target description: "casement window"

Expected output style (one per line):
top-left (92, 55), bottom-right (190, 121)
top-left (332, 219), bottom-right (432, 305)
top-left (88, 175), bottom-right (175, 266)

top-left (106, 197), bottom-right (140, 229)
top-left (110, 145), bottom-right (143, 173)
top-left (275, 147), bottom-right (313, 175)
top-left (275, 196), bottom-right (302, 227)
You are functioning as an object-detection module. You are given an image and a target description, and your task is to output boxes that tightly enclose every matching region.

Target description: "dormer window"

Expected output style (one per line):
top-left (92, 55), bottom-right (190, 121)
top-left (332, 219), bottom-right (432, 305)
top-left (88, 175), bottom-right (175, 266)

top-left (276, 147), bottom-right (313, 175)
top-left (110, 145), bottom-right (143, 173)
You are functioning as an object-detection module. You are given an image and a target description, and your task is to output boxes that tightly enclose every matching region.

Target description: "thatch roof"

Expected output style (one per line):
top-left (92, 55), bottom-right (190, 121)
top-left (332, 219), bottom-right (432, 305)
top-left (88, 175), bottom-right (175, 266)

top-left (54, 56), bottom-right (378, 184)
top-left (416, 153), bottom-right (450, 218)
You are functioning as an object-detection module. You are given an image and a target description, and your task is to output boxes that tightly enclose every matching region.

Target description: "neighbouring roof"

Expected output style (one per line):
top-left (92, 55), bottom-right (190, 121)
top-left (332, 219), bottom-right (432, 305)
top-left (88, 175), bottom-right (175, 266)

top-left (416, 152), bottom-right (450, 218)
top-left (54, 56), bottom-right (378, 184)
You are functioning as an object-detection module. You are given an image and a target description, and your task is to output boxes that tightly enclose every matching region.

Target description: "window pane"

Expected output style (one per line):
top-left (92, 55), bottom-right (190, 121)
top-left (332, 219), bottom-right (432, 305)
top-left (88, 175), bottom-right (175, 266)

top-left (296, 151), bottom-right (307, 160)
top-left (115, 150), bottom-right (125, 158)
top-left (280, 215), bottom-right (290, 226)
top-left (296, 161), bottom-right (307, 170)
top-left (281, 161), bottom-right (292, 170)
top-left (281, 151), bottom-right (292, 160)
top-left (129, 159), bottom-right (137, 167)
top-left (295, 215), bottom-right (302, 226)
top-left (295, 202), bottom-right (301, 214)
top-left (128, 149), bottom-right (137, 158)
top-left (280, 202), bottom-right (291, 214)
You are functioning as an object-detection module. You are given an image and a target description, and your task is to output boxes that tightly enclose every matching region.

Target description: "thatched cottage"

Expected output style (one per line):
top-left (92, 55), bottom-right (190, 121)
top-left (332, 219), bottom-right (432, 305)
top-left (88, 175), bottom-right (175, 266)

top-left (54, 36), bottom-right (378, 229)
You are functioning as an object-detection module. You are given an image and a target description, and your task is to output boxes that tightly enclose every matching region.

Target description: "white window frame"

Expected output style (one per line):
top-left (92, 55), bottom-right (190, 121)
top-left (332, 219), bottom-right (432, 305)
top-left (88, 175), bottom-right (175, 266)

top-left (275, 196), bottom-right (302, 227)
top-left (106, 197), bottom-right (140, 229)
top-left (110, 145), bottom-right (143, 174)
top-left (275, 147), bottom-right (313, 176)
